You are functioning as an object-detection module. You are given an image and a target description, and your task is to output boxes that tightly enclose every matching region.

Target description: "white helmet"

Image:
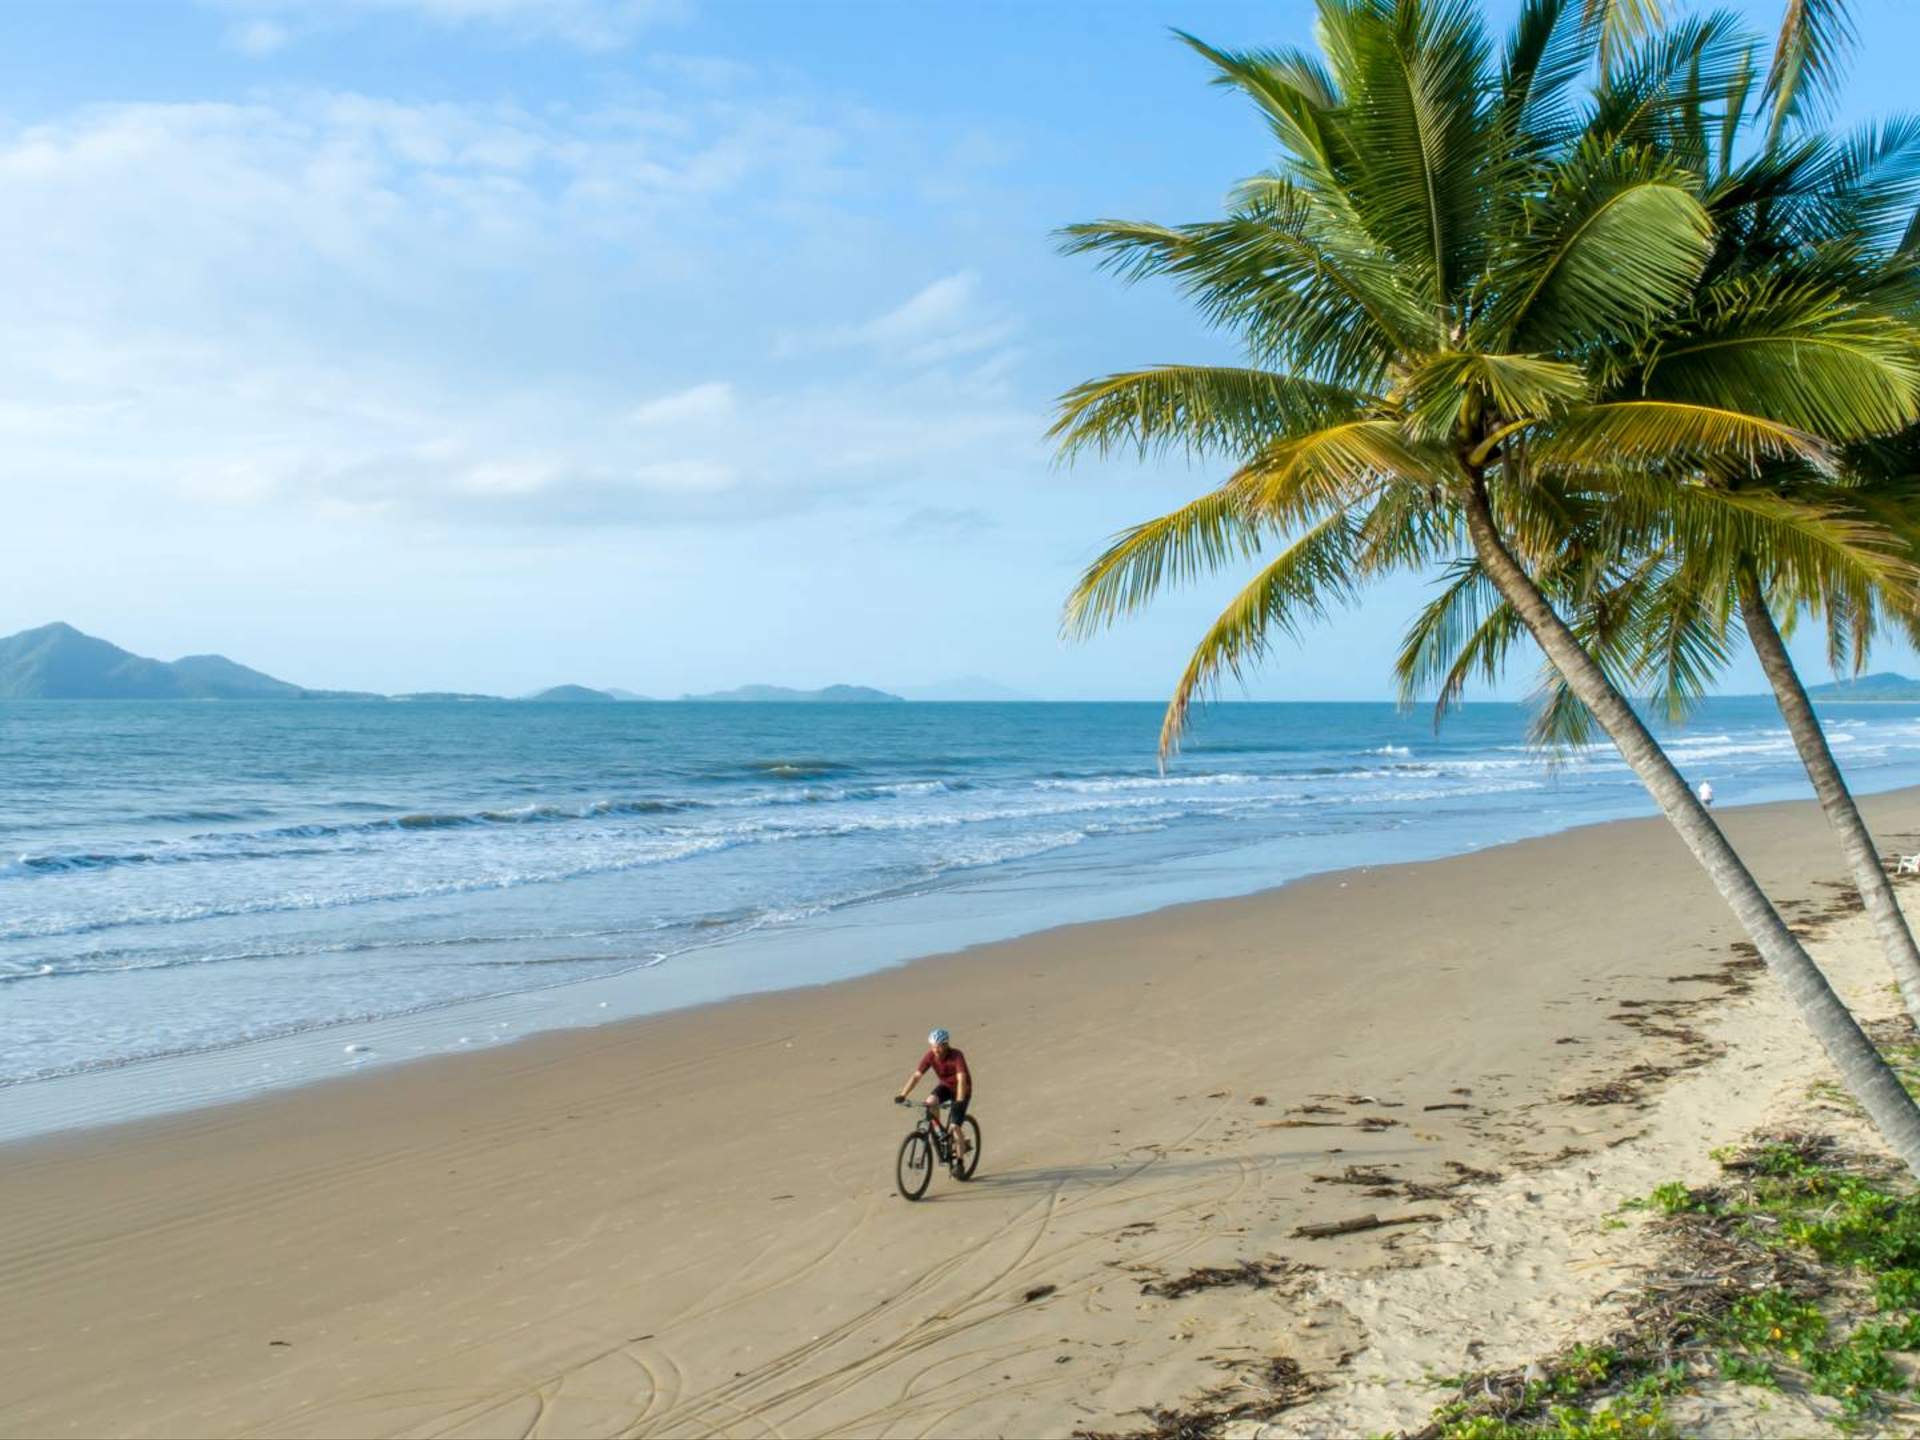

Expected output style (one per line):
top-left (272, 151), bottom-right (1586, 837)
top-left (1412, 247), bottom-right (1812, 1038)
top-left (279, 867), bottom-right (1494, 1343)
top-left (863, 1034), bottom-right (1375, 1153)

top-left (928, 1028), bottom-right (950, 1046)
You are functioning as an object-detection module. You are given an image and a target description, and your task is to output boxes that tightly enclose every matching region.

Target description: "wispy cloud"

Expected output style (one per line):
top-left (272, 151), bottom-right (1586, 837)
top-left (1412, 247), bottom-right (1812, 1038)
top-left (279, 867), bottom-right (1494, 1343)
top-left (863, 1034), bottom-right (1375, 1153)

top-left (780, 270), bottom-right (1022, 368)
top-left (209, 0), bottom-right (686, 54)
top-left (627, 381), bottom-right (736, 427)
top-left (0, 88), bottom-right (1037, 531)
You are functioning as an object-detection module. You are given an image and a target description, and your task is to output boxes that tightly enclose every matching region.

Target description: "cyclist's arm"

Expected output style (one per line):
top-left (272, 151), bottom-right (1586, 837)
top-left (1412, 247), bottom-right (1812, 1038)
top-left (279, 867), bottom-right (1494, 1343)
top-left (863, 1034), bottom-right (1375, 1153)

top-left (897, 1063), bottom-right (927, 1100)
top-left (955, 1064), bottom-right (971, 1104)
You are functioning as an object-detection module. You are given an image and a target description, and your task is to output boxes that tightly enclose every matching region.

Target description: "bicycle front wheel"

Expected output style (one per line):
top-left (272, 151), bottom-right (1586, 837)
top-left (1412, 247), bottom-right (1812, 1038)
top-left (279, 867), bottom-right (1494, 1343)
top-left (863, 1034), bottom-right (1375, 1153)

top-left (896, 1130), bottom-right (934, 1200)
top-left (953, 1115), bottom-right (982, 1180)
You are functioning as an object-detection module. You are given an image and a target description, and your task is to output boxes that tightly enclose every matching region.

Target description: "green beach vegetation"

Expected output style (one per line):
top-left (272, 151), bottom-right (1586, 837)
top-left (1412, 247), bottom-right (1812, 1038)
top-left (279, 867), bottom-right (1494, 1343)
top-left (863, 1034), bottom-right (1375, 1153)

top-left (1055, 0), bottom-right (1920, 1173)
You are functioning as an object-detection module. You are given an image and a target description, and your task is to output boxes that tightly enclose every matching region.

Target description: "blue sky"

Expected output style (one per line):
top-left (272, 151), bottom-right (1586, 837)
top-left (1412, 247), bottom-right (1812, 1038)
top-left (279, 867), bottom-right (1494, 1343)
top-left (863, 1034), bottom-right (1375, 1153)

top-left (3, 0), bottom-right (1918, 699)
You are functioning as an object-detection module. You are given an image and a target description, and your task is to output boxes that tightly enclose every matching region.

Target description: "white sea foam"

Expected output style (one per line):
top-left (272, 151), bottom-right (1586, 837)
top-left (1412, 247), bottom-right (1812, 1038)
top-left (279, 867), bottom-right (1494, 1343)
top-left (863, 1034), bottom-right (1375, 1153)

top-left (14, 698), bottom-right (1920, 1092)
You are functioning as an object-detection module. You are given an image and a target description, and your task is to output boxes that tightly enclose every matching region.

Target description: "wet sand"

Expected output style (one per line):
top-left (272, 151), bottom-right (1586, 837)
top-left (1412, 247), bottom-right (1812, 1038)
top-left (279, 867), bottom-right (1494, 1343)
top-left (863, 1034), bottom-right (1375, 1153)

top-left (5, 787), bottom-right (1919, 1438)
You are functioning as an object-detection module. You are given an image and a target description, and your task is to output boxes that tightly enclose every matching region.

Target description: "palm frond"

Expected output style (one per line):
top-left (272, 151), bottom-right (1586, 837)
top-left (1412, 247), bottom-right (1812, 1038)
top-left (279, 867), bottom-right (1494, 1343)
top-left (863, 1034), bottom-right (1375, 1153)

top-left (1404, 350), bottom-right (1590, 439)
top-left (1640, 277), bottom-right (1920, 439)
top-left (1764, 0), bottom-right (1858, 144)
top-left (1063, 487), bottom-right (1264, 640)
top-left (1050, 367), bottom-right (1368, 462)
top-left (1240, 419), bottom-right (1450, 516)
top-left (1482, 142), bottom-right (1712, 351)
top-left (1582, 0), bottom-right (1666, 77)
top-left (1157, 512), bottom-right (1359, 757)
top-left (1531, 400), bottom-right (1833, 472)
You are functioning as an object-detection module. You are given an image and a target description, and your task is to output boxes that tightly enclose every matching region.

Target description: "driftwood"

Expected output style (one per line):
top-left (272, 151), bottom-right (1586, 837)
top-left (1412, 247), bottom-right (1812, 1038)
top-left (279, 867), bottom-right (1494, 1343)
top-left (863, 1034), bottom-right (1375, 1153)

top-left (1423, 1102), bottom-right (1470, 1112)
top-left (1292, 1211), bottom-right (1442, 1239)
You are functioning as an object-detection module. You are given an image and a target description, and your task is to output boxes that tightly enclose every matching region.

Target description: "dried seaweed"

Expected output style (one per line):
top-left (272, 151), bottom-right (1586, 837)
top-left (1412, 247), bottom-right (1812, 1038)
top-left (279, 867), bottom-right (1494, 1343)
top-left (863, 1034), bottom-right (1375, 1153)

top-left (1072, 1355), bottom-right (1330, 1439)
top-left (1137, 1258), bottom-right (1313, 1298)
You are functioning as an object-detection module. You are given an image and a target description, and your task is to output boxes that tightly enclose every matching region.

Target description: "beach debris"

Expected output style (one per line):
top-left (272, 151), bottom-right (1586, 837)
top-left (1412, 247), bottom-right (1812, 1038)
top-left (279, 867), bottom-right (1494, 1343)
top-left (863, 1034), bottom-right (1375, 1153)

top-left (343, 1043), bottom-right (370, 1054)
top-left (1267, 1118), bottom-right (1340, 1128)
top-left (769, 1194), bottom-right (794, 1201)
top-left (1138, 1259), bottom-right (1314, 1299)
top-left (1248, 1095), bottom-right (1269, 1106)
top-left (1312, 1164), bottom-right (1398, 1188)
top-left (1289, 1103), bottom-right (1341, 1115)
top-left (268, 1339), bottom-right (290, 1347)
top-left (1292, 1212), bottom-right (1441, 1239)
top-left (1355, 1115), bottom-right (1400, 1132)
top-left (1422, 1102), bottom-right (1469, 1111)
top-left (1072, 1353), bottom-right (1329, 1439)
top-left (1023, 1284), bottom-right (1058, 1303)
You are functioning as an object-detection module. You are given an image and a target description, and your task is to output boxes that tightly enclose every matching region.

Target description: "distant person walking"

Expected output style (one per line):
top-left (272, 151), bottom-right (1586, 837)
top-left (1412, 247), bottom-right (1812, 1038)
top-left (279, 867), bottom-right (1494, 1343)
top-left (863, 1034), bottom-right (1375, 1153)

top-left (1698, 780), bottom-right (1714, 809)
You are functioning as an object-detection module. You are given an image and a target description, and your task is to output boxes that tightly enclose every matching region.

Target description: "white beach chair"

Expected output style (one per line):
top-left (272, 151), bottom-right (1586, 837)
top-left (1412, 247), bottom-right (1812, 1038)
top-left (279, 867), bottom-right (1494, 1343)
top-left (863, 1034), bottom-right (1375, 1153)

top-left (1897, 854), bottom-right (1920, 876)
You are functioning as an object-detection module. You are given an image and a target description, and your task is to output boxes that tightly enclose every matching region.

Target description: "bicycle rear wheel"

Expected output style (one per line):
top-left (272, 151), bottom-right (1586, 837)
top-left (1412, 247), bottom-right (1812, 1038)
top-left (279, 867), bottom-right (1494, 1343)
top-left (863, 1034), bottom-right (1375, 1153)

top-left (953, 1116), bottom-right (982, 1180)
top-left (896, 1130), bottom-right (934, 1200)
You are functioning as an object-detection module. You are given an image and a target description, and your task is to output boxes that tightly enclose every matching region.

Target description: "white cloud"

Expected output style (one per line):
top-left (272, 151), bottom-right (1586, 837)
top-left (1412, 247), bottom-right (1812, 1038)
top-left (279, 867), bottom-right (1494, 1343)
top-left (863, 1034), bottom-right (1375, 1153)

top-left (205, 0), bottom-right (685, 52)
top-left (787, 270), bottom-right (1022, 367)
top-left (226, 18), bottom-right (291, 55)
top-left (627, 381), bottom-right (735, 427)
top-left (0, 90), bottom-right (1036, 532)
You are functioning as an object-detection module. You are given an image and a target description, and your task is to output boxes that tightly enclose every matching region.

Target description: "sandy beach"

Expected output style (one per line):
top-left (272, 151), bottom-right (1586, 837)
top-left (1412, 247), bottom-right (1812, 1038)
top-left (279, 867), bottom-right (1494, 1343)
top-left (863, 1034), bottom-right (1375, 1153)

top-left (6, 787), bottom-right (1920, 1439)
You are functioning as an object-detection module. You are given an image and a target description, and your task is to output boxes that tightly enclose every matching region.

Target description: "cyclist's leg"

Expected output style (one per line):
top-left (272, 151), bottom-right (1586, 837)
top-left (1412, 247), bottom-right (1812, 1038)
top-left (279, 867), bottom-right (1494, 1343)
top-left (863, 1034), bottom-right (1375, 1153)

top-left (948, 1095), bottom-right (970, 1159)
top-left (928, 1086), bottom-right (954, 1154)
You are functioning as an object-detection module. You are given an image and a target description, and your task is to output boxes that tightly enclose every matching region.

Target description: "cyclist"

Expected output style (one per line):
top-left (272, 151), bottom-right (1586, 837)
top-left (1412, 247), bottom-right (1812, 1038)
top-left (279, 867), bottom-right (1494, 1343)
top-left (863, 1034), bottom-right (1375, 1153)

top-left (896, 1027), bottom-right (972, 1166)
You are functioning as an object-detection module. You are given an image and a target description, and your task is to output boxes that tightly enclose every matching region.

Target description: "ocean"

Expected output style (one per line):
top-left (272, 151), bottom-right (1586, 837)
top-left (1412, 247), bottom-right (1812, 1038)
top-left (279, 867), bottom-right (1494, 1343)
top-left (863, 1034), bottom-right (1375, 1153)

top-left (8, 697), bottom-right (1920, 1130)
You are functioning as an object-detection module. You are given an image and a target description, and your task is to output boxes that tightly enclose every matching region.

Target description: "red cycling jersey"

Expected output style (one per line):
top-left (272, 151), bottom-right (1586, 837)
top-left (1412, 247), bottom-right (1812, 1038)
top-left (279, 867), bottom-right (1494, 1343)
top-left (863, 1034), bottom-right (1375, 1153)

top-left (915, 1046), bottom-right (970, 1090)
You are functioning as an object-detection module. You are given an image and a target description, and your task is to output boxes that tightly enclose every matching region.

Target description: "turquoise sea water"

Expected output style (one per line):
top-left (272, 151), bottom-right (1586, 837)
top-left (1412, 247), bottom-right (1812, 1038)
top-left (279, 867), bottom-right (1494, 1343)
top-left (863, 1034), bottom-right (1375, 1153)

top-left (7, 697), bottom-right (1920, 1102)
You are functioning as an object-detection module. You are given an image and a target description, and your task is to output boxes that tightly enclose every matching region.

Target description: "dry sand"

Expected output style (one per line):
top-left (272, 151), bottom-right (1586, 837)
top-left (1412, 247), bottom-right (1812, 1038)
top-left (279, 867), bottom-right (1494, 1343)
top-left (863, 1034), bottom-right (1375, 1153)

top-left (6, 789), bottom-right (1920, 1439)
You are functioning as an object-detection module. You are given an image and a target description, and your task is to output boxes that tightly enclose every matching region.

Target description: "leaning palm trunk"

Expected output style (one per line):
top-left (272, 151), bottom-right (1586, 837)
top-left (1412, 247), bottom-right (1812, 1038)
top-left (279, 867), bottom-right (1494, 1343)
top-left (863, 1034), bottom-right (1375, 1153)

top-left (1735, 559), bottom-right (1920, 1027)
top-left (1462, 476), bottom-right (1920, 1173)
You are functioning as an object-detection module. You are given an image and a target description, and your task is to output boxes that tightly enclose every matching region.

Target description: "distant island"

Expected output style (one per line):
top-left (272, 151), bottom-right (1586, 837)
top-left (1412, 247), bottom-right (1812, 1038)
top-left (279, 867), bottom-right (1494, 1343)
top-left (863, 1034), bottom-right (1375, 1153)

top-left (1806, 672), bottom-right (1920, 702)
top-left (523, 684), bottom-right (622, 703)
top-left (680, 683), bottom-right (905, 703)
top-left (0, 622), bottom-right (382, 701)
top-left (0, 623), bottom-right (918, 704)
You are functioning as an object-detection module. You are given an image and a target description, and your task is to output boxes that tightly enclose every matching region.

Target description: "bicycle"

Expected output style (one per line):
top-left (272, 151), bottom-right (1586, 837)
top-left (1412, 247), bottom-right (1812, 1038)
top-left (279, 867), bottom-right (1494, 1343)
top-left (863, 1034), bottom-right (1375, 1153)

top-left (893, 1095), bottom-right (981, 1200)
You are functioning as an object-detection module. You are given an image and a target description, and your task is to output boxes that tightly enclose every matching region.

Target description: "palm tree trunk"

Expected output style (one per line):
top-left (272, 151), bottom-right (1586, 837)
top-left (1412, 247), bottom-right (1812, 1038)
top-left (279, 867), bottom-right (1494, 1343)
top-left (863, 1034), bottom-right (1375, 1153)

top-left (1460, 472), bottom-right (1920, 1175)
top-left (1736, 558), bottom-right (1920, 1028)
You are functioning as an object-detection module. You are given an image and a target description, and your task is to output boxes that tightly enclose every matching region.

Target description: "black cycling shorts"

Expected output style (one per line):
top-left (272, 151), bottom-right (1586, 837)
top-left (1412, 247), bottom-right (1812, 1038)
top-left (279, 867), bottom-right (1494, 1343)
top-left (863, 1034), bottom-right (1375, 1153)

top-left (931, 1083), bottom-right (970, 1125)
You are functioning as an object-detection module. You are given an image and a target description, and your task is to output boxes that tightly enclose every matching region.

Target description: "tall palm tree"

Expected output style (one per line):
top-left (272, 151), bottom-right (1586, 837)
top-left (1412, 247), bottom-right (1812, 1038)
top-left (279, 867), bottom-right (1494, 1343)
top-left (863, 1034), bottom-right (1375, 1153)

top-left (1399, 0), bottom-right (1920, 1028)
top-left (1683, 0), bottom-right (1920, 1028)
top-left (1053, 0), bottom-right (1920, 1170)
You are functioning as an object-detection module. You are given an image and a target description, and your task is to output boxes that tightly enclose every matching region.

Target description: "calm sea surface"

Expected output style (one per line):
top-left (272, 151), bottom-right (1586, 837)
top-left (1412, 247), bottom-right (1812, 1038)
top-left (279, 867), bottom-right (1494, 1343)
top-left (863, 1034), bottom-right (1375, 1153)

top-left (8, 697), bottom-right (1920, 1100)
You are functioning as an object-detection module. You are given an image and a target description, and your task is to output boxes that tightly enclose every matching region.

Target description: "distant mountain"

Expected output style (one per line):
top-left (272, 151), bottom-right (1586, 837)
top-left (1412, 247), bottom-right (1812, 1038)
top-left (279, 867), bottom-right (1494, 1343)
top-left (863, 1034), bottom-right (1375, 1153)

top-left (895, 675), bottom-right (1033, 702)
top-left (1807, 672), bottom-right (1920, 702)
top-left (681, 683), bottom-right (905, 703)
top-left (603, 688), bottom-right (652, 701)
top-left (524, 684), bottom-right (619, 703)
top-left (0, 622), bottom-right (379, 700)
top-left (168, 653), bottom-right (307, 699)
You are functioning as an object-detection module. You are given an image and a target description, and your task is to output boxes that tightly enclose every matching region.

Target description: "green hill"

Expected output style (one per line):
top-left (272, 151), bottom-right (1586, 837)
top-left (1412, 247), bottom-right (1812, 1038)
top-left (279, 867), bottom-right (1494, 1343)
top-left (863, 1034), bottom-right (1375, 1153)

top-left (680, 683), bottom-right (905, 703)
top-left (1806, 672), bottom-right (1920, 702)
top-left (523, 685), bottom-right (619, 703)
top-left (0, 623), bottom-right (378, 700)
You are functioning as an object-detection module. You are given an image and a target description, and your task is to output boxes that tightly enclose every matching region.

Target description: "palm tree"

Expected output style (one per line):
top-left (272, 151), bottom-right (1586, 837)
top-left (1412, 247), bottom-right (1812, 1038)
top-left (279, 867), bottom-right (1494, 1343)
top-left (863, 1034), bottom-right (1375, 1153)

top-left (1683, 0), bottom-right (1920, 1028)
top-left (1053, 0), bottom-right (1920, 1170)
top-left (1398, 0), bottom-right (1920, 1028)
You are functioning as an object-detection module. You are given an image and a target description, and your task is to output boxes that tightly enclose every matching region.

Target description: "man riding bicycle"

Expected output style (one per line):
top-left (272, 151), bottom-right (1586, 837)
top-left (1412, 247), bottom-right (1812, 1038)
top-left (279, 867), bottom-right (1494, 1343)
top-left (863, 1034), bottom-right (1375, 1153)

top-left (896, 1028), bottom-right (971, 1166)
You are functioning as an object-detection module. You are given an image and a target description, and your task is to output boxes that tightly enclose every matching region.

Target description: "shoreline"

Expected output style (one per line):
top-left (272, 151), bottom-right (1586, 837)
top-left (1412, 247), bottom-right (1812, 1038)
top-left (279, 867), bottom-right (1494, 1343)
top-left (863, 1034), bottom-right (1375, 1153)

top-left (6, 787), bottom-right (1920, 1436)
top-left (7, 772), bottom-right (1912, 1150)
